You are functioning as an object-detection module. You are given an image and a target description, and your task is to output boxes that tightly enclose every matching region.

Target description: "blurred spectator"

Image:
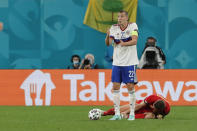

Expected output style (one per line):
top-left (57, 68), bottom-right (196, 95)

top-left (67, 54), bottom-right (81, 69)
top-left (138, 37), bottom-right (166, 69)
top-left (79, 53), bottom-right (99, 69)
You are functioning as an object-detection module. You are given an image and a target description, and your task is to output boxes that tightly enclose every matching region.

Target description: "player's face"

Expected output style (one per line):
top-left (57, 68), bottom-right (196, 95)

top-left (152, 107), bottom-right (157, 113)
top-left (152, 102), bottom-right (162, 114)
top-left (118, 12), bottom-right (128, 25)
top-left (149, 104), bottom-right (157, 113)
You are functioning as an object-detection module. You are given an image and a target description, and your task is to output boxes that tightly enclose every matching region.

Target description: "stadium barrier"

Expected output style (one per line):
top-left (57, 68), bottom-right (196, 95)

top-left (0, 69), bottom-right (196, 106)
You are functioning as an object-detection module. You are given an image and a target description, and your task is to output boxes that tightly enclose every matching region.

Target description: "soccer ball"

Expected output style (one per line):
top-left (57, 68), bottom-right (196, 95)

top-left (88, 109), bottom-right (101, 120)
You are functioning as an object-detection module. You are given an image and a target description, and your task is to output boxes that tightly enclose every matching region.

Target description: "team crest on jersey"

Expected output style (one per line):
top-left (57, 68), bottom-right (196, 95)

top-left (126, 30), bottom-right (130, 35)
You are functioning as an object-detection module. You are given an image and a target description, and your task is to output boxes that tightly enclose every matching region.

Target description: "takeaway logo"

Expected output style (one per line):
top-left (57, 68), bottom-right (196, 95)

top-left (20, 70), bottom-right (56, 106)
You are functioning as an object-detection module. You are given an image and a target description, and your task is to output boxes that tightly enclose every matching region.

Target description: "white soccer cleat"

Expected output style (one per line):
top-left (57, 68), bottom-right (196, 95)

top-left (109, 115), bottom-right (122, 120)
top-left (127, 115), bottom-right (135, 121)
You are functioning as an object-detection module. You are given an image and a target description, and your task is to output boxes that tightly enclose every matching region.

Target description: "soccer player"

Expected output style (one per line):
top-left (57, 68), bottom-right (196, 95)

top-left (101, 94), bottom-right (170, 119)
top-left (105, 10), bottom-right (139, 120)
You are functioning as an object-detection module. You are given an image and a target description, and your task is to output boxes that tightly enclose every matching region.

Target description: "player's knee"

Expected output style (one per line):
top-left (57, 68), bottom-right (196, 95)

top-left (126, 83), bottom-right (134, 87)
top-left (113, 82), bottom-right (121, 90)
top-left (126, 83), bottom-right (135, 91)
top-left (113, 86), bottom-right (120, 90)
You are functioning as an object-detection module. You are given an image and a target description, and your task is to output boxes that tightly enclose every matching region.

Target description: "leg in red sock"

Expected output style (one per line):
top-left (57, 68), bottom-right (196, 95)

top-left (103, 108), bottom-right (115, 116)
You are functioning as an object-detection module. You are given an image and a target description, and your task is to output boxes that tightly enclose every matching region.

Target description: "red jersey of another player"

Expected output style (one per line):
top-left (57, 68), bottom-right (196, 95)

top-left (144, 94), bottom-right (170, 116)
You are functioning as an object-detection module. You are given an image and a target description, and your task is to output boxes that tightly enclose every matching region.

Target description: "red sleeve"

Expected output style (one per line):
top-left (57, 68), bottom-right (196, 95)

top-left (144, 95), bottom-right (158, 105)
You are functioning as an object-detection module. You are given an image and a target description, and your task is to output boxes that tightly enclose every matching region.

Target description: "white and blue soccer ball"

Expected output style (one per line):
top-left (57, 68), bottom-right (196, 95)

top-left (88, 109), bottom-right (101, 120)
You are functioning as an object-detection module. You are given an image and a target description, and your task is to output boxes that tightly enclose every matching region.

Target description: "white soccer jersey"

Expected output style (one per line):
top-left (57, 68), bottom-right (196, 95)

top-left (109, 23), bottom-right (139, 66)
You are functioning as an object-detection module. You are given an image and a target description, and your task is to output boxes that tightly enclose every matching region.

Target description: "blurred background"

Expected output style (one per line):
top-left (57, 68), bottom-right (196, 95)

top-left (0, 0), bottom-right (197, 69)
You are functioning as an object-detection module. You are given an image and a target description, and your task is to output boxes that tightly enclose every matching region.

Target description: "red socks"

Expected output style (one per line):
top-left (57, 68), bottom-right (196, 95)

top-left (103, 108), bottom-right (115, 116)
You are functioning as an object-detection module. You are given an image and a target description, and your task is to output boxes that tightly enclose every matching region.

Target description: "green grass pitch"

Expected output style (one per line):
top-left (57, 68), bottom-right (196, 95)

top-left (0, 106), bottom-right (196, 131)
